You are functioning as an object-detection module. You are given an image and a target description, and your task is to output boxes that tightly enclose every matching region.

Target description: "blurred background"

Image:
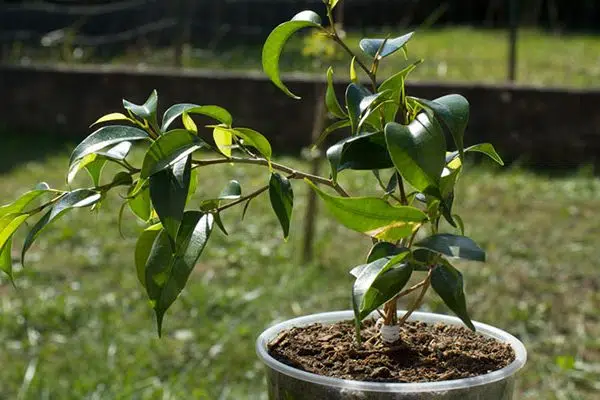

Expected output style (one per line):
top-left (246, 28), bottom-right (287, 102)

top-left (0, 1), bottom-right (599, 400)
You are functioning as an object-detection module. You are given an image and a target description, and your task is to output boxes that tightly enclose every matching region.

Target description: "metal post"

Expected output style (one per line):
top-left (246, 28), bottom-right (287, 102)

top-left (508, 0), bottom-right (519, 82)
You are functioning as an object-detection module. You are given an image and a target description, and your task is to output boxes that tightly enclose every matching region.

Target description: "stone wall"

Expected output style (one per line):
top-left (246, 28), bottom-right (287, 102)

top-left (2, 64), bottom-right (600, 168)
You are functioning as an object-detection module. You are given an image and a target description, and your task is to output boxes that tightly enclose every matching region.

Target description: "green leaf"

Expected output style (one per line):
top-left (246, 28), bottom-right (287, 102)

top-left (0, 213), bottom-right (29, 255)
top-left (161, 104), bottom-right (233, 132)
top-left (327, 132), bottom-right (393, 180)
top-left (378, 59), bottom-right (423, 123)
top-left (353, 253), bottom-right (412, 320)
top-left (145, 212), bottom-right (214, 336)
top-left (440, 164), bottom-right (462, 198)
top-left (135, 223), bottom-right (162, 287)
top-left (360, 33), bottom-right (414, 59)
top-left (328, 0), bottom-right (341, 10)
top-left (314, 120), bottom-right (351, 149)
top-left (431, 263), bottom-right (475, 331)
top-left (367, 242), bottom-right (407, 264)
top-left (128, 185), bottom-right (153, 222)
top-left (21, 189), bottom-right (101, 264)
top-left (306, 180), bottom-right (427, 240)
top-left (350, 57), bottom-right (358, 83)
top-left (415, 234), bottom-right (485, 262)
top-left (149, 157), bottom-right (191, 244)
top-left (412, 95), bottom-right (469, 159)
top-left (182, 112), bottom-right (197, 134)
top-left (219, 180), bottom-right (242, 200)
top-left (269, 173), bottom-right (294, 240)
top-left (447, 143), bottom-right (504, 166)
top-left (91, 112), bottom-right (134, 127)
top-left (345, 83), bottom-right (371, 134)
top-left (123, 90), bottom-right (158, 123)
top-left (0, 237), bottom-right (14, 281)
top-left (326, 67), bottom-right (346, 119)
top-left (213, 126), bottom-right (233, 157)
top-left (141, 129), bottom-right (205, 178)
top-left (232, 128), bottom-right (272, 160)
top-left (385, 113), bottom-right (446, 196)
top-left (0, 183), bottom-right (57, 217)
top-left (69, 125), bottom-right (149, 166)
top-left (262, 11), bottom-right (322, 99)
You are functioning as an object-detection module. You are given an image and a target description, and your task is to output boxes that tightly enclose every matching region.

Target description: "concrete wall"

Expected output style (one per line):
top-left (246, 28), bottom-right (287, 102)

top-left (2, 64), bottom-right (600, 168)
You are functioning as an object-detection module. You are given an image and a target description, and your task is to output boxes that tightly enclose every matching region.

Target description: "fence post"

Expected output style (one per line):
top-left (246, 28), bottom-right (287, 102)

top-left (508, 0), bottom-right (519, 82)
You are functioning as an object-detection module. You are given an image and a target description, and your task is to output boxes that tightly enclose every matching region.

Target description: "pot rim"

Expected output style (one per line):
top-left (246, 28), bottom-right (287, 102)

top-left (256, 310), bottom-right (527, 393)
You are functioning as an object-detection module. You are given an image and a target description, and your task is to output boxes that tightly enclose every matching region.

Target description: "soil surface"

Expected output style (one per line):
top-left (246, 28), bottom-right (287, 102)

top-left (267, 319), bottom-right (515, 383)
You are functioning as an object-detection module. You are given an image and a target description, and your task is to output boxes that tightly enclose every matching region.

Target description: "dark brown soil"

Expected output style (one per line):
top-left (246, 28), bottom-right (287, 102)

top-left (267, 319), bottom-right (515, 383)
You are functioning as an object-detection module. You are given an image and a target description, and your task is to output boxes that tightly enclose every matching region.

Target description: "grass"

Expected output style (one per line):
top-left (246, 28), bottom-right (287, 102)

top-left (0, 142), bottom-right (598, 399)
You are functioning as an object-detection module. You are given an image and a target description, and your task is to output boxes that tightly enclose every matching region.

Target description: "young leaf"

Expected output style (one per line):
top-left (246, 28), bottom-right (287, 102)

top-left (350, 57), bottom-right (358, 83)
top-left (306, 180), bottom-right (427, 240)
top-left (182, 112), bottom-right (198, 134)
top-left (69, 125), bottom-right (149, 166)
top-left (412, 95), bottom-right (469, 158)
top-left (378, 60), bottom-right (423, 122)
top-left (161, 104), bottom-right (233, 132)
top-left (232, 128), bottom-right (272, 160)
top-left (352, 253), bottom-right (412, 320)
top-left (415, 234), bottom-right (486, 262)
top-left (141, 129), bottom-right (206, 178)
top-left (262, 11), bottom-right (322, 99)
top-left (128, 186), bottom-right (153, 222)
top-left (219, 180), bottom-right (242, 200)
top-left (90, 112), bottom-right (133, 127)
top-left (123, 90), bottom-right (158, 124)
top-left (385, 113), bottom-right (446, 196)
top-left (431, 263), bottom-right (476, 331)
top-left (447, 143), bottom-right (504, 166)
top-left (0, 237), bottom-right (13, 281)
top-left (360, 33), bottom-right (414, 59)
top-left (325, 67), bottom-right (347, 119)
top-left (149, 157), bottom-right (191, 245)
top-left (269, 173), bottom-right (294, 240)
top-left (0, 214), bottom-right (30, 256)
top-left (0, 183), bottom-right (57, 217)
top-left (21, 190), bottom-right (101, 264)
top-left (213, 127), bottom-right (233, 157)
top-left (134, 223), bottom-right (162, 287)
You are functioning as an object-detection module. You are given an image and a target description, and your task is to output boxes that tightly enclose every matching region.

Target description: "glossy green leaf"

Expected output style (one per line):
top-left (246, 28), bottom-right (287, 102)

top-left (123, 90), bottom-right (158, 122)
top-left (232, 128), bottom-right (272, 160)
top-left (353, 253), bottom-right (412, 320)
top-left (327, 132), bottom-right (393, 180)
top-left (141, 129), bottom-right (205, 178)
top-left (0, 237), bottom-right (13, 281)
top-left (0, 213), bottom-right (29, 256)
top-left (145, 212), bottom-right (213, 336)
top-left (135, 223), bottom-right (162, 287)
top-left (128, 185), bottom-right (153, 221)
top-left (68, 140), bottom-right (131, 185)
top-left (326, 67), bottom-right (346, 119)
top-left (415, 233), bottom-right (485, 262)
top-left (69, 125), bottom-right (148, 166)
top-left (345, 83), bottom-right (371, 134)
top-left (440, 165), bottom-right (462, 198)
top-left (431, 263), bottom-right (475, 331)
top-left (22, 189), bottom-right (101, 264)
top-left (378, 60), bottom-right (422, 123)
top-left (213, 126), bottom-right (233, 157)
top-left (149, 157), bottom-right (191, 244)
top-left (447, 143), bottom-right (504, 166)
top-left (360, 32), bottom-right (414, 59)
top-left (91, 112), bottom-right (133, 127)
top-left (219, 180), bottom-right (242, 200)
top-left (385, 113), bottom-right (446, 196)
top-left (413, 95), bottom-right (469, 158)
top-left (212, 212), bottom-right (229, 236)
top-left (367, 242), bottom-right (407, 264)
top-left (262, 11), bottom-right (322, 99)
top-left (307, 181), bottom-right (427, 240)
top-left (269, 173), bottom-right (294, 240)
top-left (161, 104), bottom-right (233, 132)
top-left (182, 112), bottom-right (197, 133)
top-left (313, 120), bottom-right (351, 149)
top-left (0, 183), bottom-right (56, 217)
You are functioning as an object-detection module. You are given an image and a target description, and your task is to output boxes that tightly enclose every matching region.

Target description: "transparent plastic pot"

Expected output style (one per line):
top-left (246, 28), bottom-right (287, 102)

top-left (256, 310), bottom-right (527, 400)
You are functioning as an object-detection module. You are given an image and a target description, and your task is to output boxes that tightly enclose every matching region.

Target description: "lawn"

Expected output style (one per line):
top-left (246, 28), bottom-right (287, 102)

top-left (0, 141), bottom-right (598, 399)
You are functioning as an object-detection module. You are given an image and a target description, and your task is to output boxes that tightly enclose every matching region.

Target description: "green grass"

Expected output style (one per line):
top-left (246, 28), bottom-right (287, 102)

top-left (0, 148), bottom-right (599, 399)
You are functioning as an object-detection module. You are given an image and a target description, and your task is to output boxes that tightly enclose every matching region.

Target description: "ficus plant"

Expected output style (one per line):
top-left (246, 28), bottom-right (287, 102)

top-left (0, 0), bottom-right (503, 343)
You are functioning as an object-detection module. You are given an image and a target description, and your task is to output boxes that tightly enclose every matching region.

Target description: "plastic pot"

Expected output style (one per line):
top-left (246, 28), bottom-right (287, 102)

top-left (256, 310), bottom-right (527, 400)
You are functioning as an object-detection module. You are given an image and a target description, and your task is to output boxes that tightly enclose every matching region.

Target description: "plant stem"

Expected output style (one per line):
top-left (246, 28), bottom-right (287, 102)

top-left (216, 185), bottom-right (269, 214)
top-left (399, 269), bottom-right (432, 325)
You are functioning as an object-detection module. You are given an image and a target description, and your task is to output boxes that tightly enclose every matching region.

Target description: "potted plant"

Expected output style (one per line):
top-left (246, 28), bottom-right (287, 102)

top-left (0, 1), bottom-right (526, 398)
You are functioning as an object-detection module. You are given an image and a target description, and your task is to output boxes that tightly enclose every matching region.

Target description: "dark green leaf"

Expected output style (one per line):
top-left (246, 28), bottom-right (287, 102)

top-left (149, 157), bottom-right (191, 244)
top-left (353, 253), bottom-right (412, 320)
top-left (22, 190), bottom-right (101, 264)
top-left (367, 241), bottom-right (407, 263)
top-left (219, 180), bottom-right (242, 200)
top-left (307, 180), bottom-right (427, 241)
top-left (141, 129), bottom-right (205, 178)
top-left (345, 83), bottom-right (371, 134)
top-left (431, 263), bottom-right (475, 331)
top-left (213, 212), bottom-right (229, 236)
top-left (327, 132), bottom-right (393, 180)
top-left (360, 33), bottom-right (414, 58)
top-left (385, 113), bottom-right (446, 196)
top-left (0, 183), bottom-right (56, 217)
top-left (123, 90), bottom-right (158, 123)
top-left (447, 143), bottom-right (504, 166)
top-left (262, 11), bottom-right (322, 99)
top-left (412, 95), bottom-right (469, 158)
top-left (415, 233), bottom-right (485, 262)
top-left (232, 128), bottom-right (272, 160)
top-left (70, 125), bottom-right (149, 166)
top-left (325, 67), bottom-right (347, 119)
top-left (269, 173), bottom-right (294, 240)
top-left (313, 120), bottom-right (351, 149)
top-left (135, 223), bottom-right (162, 287)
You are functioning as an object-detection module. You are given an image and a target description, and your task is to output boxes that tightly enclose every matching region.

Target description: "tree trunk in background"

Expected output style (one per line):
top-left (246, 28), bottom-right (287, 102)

top-left (174, 0), bottom-right (196, 68)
